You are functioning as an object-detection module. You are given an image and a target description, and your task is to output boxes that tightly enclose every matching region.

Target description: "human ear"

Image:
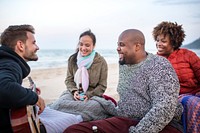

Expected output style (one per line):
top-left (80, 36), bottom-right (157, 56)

top-left (135, 43), bottom-right (141, 51)
top-left (16, 40), bottom-right (24, 52)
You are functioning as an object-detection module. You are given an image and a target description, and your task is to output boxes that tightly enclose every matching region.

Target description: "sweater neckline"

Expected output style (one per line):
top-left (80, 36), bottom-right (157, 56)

top-left (121, 52), bottom-right (153, 69)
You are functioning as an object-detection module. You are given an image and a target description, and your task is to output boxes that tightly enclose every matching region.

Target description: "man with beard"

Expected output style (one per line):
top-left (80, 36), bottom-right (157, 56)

top-left (0, 25), bottom-right (45, 133)
top-left (64, 29), bottom-right (183, 133)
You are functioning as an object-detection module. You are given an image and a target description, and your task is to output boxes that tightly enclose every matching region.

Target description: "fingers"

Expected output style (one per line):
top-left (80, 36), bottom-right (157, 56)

top-left (73, 91), bottom-right (80, 101)
top-left (73, 91), bottom-right (88, 101)
top-left (36, 96), bottom-right (45, 114)
top-left (36, 87), bottom-right (41, 95)
top-left (84, 96), bottom-right (88, 102)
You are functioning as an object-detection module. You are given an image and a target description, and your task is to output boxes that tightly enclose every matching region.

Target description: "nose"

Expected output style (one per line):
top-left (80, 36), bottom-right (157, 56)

top-left (156, 40), bottom-right (162, 46)
top-left (80, 45), bottom-right (87, 50)
top-left (117, 46), bottom-right (121, 51)
top-left (36, 44), bottom-right (39, 50)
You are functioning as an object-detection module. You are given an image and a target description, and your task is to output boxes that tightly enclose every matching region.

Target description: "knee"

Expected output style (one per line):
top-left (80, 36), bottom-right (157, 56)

top-left (64, 125), bottom-right (78, 133)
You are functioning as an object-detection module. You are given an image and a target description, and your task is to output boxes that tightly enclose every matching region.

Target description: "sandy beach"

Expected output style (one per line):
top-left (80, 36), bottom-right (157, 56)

top-left (23, 64), bottom-right (119, 104)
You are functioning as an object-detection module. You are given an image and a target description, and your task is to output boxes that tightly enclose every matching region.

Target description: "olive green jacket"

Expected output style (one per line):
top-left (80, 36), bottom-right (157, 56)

top-left (65, 52), bottom-right (108, 98)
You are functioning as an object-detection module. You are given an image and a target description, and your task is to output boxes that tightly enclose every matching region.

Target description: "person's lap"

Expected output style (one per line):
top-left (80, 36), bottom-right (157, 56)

top-left (64, 116), bottom-right (182, 133)
top-left (39, 107), bottom-right (83, 133)
top-left (179, 94), bottom-right (200, 133)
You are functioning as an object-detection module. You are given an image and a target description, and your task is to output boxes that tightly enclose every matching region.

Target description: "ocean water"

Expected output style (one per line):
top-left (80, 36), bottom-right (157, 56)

top-left (28, 49), bottom-right (200, 70)
top-left (28, 49), bottom-right (119, 69)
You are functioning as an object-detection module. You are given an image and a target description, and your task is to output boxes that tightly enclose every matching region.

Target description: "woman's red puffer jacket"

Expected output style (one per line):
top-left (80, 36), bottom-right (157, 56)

top-left (159, 48), bottom-right (200, 94)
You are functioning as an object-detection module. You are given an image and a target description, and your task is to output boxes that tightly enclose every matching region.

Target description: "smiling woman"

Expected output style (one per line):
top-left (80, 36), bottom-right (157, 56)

top-left (48, 29), bottom-right (113, 122)
top-left (153, 21), bottom-right (200, 133)
top-left (48, 29), bottom-right (108, 100)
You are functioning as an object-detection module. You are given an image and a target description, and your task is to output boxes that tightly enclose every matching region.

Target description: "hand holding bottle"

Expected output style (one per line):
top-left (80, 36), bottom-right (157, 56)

top-left (78, 83), bottom-right (85, 101)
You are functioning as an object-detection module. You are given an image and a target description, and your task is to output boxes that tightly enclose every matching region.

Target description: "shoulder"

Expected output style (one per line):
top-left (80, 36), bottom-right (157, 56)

top-left (147, 53), bottom-right (176, 74)
top-left (148, 53), bottom-right (171, 66)
top-left (147, 54), bottom-right (179, 86)
top-left (94, 52), bottom-right (107, 64)
top-left (0, 59), bottom-right (23, 81)
top-left (177, 48), bottom-right (199, 62)
top-left (2, 59), bottom-right (21, 71)
top-left (94, 52), bottom-right (104, 59)
top-left (178, 48), bottom-right (198, 56)
top-left (68, 52), bottom-right (77, 62)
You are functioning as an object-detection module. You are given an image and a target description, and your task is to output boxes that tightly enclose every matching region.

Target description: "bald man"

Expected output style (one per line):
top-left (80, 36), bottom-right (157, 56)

top-left (64, 29), bottom-right (183, 133)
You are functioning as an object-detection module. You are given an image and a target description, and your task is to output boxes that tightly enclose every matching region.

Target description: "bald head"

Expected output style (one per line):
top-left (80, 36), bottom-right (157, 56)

top-left (119, 29), bottom-right (145, 46)
top-left (117, 29), bottom-right (147, 65)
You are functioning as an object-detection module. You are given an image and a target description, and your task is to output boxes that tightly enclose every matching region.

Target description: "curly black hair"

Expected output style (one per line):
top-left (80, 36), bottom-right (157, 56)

top-left (152, 21), bottom-right (186, 50)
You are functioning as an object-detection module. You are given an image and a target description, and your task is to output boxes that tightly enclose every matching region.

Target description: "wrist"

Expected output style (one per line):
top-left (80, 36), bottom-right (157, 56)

top-left (71, 90), bottom-right (77, 95)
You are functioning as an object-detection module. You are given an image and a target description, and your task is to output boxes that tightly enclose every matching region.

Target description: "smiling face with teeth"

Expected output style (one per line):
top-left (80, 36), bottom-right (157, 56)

top-left (152, 21), bottom-right (186, 57)
top-left (156, 34), bottom-right (174, 57)
top-left (79, 35), bottom-right (95, 57)
top-left (117, 38), bottom-right (136, 65)
top-left (117, 29), bottom-right (146, 65)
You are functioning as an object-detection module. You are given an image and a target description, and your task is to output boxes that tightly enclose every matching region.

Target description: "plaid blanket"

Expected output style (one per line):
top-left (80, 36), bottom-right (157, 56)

top-left (179, 94), bottom-right (200, 133)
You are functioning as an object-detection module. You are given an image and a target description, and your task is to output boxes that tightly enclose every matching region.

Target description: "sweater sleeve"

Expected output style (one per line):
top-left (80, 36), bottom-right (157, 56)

top-left (65, 56), bottom-right (78, 94)
top-left (129, 58), bottom-right (180, 133)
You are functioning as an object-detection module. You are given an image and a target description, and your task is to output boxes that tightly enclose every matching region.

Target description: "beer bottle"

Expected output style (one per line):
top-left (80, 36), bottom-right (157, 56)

top-left (79, 83), bottom-right (85, 101)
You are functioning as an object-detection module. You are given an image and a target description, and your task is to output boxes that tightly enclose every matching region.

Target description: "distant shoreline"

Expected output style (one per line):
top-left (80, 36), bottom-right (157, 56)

top-left (29, 48), bottom-right (199, 70)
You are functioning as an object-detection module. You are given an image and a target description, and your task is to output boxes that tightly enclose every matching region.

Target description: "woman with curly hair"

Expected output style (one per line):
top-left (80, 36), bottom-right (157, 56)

top-left (152, 21), bottom-right (200, 133)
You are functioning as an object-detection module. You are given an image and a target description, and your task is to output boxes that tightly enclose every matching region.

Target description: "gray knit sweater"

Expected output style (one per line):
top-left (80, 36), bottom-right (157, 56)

top-left (115, 53), bottom-right (183, 133)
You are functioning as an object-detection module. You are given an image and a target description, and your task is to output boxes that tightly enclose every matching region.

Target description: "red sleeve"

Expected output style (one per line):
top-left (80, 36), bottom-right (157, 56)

top-left (188, 51), bottom-right (200, 82)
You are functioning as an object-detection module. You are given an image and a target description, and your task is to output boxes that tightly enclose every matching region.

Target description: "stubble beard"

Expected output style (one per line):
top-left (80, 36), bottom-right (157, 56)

top-left (24, 53), bottom-right (38, 61)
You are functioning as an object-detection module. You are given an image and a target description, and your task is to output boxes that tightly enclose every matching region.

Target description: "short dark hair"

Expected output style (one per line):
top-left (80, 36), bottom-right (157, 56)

top-left (0, 24), bottom-right (35, 50)
top-left (152, 21), bottom-right (185, 50)
top-left (79, 29), bottom-right (96, 45)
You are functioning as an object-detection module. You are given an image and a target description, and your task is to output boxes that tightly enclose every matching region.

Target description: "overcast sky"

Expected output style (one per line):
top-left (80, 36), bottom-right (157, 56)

top-left (0, 0), bottom-right (200, 50)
